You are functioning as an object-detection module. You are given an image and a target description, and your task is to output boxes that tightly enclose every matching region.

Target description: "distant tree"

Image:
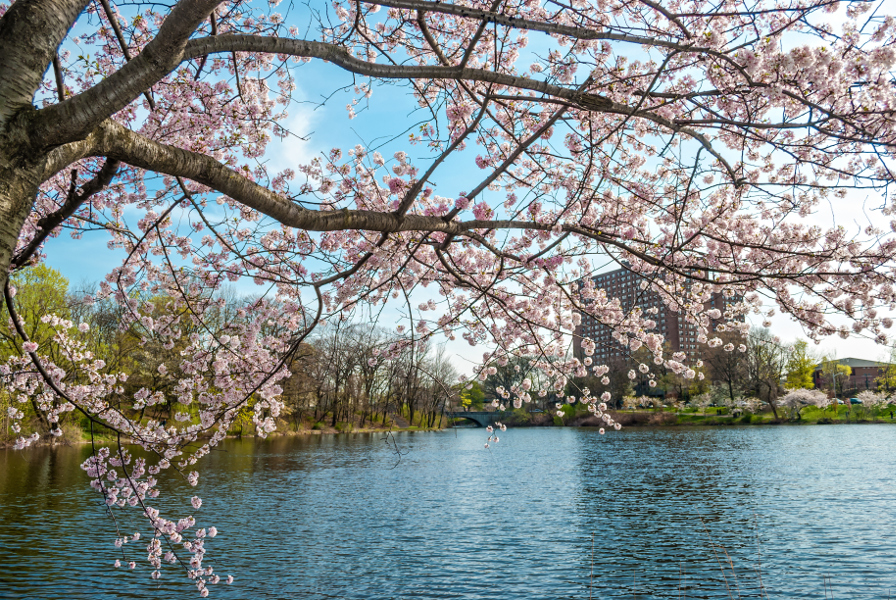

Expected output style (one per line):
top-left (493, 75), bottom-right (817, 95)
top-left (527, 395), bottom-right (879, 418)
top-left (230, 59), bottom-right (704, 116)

top-left (779, 388), bottom-right (829, 420)
top-left (0, 264), bottom-right (70, 360)
top-left (877, 346), bottom-right (896, 393)
top-left (460, 381), bottom-right (485, 411)
top-left (785, 340), bottom-right (816, 390)
top-left (817, 357), bottom-right (852, 399)
top-left (691, 392), bottom-right (713, 415)
top-left (745, 328), bottom-right (788, 419)
top-left (856, 390), bottom-right (888, 420)
top-left (707, 382), bottom-right (742, 407)
top-left (702, 330), bottom-right (748, 404)
top-left (0, 264), bottom-right (71, 433)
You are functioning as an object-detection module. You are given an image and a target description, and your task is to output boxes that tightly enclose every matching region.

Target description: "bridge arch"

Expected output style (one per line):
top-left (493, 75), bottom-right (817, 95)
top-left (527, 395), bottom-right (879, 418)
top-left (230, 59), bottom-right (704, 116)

top-left (446, 411), bottom-right (502, 428)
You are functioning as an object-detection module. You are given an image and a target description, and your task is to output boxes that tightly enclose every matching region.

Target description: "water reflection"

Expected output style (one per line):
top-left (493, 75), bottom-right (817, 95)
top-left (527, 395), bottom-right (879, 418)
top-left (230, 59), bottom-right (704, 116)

top-left (0, 426), bottom-right (894, 599)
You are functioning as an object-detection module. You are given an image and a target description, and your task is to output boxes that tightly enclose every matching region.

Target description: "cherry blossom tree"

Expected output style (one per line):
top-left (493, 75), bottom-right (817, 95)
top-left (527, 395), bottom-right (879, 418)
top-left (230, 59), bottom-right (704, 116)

top-left (779, 387), bottom-right (829, 418)
top-left (690, 391), bottom-right (713, 414)
top-left (856, 388), bottom-right (888, 417)
top-left (3, 0), bottom-right (896, 592)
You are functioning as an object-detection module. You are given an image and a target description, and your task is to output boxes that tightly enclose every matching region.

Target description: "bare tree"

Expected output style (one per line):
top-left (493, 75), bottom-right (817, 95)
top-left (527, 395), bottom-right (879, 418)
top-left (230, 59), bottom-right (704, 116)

top-left (745, 328), bottom-right (788, 419)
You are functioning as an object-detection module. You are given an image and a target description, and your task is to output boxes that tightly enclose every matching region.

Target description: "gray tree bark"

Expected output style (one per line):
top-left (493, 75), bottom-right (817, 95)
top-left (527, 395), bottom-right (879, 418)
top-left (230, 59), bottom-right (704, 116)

top-left (0, 0), bottom-right (92, 292)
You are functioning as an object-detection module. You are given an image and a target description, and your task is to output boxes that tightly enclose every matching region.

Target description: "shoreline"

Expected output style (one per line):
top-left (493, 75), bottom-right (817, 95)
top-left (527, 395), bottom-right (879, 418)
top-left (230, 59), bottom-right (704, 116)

top-left (454, 407), bottom-right (896, 429)
top-left (7, 412), bottom-right (896, 449)
top-left (0, 422), bottom-right (448, 450)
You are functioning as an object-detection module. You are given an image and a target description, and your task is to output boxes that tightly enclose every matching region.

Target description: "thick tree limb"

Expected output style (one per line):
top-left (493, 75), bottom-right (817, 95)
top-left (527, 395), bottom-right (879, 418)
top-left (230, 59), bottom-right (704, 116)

top-left (42, 138), bottom-right (99, 182)
top-left (74, 120), bottom-right (596, 242)
top-left (73, 118), bottom-right (780, 286)
top-left (0, 0), bottom-right (89, 129)
top-left (28, 0), bottom-right (222, 149)
top-left (38, 118), bottom-right (774, 286)
top-left (178, 35), bottom-right (740, 180)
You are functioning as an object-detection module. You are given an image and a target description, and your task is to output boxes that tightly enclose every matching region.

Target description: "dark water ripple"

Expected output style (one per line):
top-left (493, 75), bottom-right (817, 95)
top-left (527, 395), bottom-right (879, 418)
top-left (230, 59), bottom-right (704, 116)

top-left (1, 425), bottom-right (895, 599)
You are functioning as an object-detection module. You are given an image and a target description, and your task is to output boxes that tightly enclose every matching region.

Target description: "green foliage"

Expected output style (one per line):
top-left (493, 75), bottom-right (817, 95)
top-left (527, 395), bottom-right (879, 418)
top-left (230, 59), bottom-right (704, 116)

top-left (0, 264), bottom-right (71, 360)
top-left (877, 345), bottom-right (896, 392)
top-left (785, 340), bottom-right (816, 389)
top-left (818, 359), bottom-right (852, 396)
top-left (460, 381), bottom-right (485, 410)
top-left (509, 407), bottom-right (532, 424)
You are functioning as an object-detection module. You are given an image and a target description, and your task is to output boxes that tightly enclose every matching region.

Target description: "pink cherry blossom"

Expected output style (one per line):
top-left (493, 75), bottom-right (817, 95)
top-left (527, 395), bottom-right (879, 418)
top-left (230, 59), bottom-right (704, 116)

top-left (1, 0), bottom-right (896, 592)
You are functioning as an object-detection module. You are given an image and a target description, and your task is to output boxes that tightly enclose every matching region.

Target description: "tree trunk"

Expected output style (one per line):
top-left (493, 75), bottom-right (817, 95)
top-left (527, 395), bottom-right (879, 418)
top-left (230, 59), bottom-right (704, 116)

top-left (0, 0), bottom-right (100, 288)
top-left (0, 161), bottom-right (43, 291)
top-left (0, 0), bottom-right (91, 127)
top-left (766, 388), bottom-right (779, 420)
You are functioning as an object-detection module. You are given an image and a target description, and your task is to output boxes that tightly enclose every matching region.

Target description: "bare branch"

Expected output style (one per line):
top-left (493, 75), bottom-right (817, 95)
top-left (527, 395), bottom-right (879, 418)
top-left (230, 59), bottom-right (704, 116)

top-left (12, 159), bottom-right (120, 269)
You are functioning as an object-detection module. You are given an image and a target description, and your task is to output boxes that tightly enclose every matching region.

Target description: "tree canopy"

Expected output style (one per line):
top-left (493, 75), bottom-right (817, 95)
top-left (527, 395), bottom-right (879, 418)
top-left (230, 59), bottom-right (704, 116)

top-left (785, 339), bottom-right (816, 390)
top-left (3, 0), bottom-right (896, 593)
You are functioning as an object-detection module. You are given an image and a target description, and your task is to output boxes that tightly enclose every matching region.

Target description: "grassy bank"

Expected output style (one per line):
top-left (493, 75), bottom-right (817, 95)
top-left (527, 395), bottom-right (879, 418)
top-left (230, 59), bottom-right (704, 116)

top-left (452, 403), bottom-right (896, 429)
top-left (1, 407), bottom-right (448, 449)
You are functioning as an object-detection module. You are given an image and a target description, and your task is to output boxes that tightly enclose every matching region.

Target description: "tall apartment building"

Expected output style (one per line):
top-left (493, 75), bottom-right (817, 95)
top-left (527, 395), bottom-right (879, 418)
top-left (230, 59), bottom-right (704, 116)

top-left (573, 267), bottom-right (741, 364)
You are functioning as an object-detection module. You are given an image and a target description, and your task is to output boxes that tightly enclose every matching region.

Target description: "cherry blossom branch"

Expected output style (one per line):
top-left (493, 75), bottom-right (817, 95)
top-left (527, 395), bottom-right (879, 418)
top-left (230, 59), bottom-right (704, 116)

top-left (2, 280), bottom-right (126, 435)
top-left (176, 35), bottom-right (740, 180)
top-left (51, 118), bottom-right (873, 291)
top-left (367, 0), bottom-right (698, 50)
top-left (29, 0), bottom-right (223, 147)
top-left (13, 159), bottom-right (120, 269)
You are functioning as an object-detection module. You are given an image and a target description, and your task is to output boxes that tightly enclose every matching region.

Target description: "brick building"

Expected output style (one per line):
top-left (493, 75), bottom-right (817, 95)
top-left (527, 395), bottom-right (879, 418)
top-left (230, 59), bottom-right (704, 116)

top-left (812, 358), bottom-right (889, 394)
top-left (573, 267), bottom-right (742, 364)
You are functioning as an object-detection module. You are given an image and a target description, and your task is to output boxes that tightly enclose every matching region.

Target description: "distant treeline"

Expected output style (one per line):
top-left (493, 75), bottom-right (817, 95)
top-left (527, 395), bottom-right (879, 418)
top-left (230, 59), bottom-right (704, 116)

top-left (1, 265), bottom-right (460, 442)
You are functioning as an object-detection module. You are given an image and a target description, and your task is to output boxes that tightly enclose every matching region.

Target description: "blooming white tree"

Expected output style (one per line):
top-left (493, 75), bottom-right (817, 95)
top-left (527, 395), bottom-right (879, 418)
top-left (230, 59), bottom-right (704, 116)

top-left (735, 397), bottom-right (762, 414)
top-left (691, 392), bottom-right (713, 415)
top-left (856, 389), bottom-right (888, 418)
top-left (779, 388), bottom-right (830, 419)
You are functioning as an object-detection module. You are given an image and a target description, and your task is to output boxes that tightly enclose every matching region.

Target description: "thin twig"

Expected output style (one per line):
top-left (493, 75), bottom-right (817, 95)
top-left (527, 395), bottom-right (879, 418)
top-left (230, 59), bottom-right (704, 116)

top-left (590, 531), bottom-right (594, 600)
top-left (52, 54), bottom-right (66, 103)
top-left (700, 517), bottom-right (734, 600)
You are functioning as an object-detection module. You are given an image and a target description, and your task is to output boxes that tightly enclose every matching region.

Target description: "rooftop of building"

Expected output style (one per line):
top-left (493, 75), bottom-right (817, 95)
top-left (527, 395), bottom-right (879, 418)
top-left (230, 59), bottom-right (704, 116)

top-left (813, 357), bottom-right (890, 370)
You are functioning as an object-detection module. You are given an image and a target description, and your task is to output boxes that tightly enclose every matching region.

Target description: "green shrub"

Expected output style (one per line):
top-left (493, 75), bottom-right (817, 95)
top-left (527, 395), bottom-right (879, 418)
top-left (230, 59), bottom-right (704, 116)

top-left (312, 421), bottom-right (325, 430)
top-left (509, 408), bottom-right (532, 424)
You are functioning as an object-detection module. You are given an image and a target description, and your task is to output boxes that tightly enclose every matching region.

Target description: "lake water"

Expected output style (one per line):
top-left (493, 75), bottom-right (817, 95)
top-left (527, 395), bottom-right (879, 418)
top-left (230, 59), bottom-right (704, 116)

top-left (1, 425), bottom-right (895, 599)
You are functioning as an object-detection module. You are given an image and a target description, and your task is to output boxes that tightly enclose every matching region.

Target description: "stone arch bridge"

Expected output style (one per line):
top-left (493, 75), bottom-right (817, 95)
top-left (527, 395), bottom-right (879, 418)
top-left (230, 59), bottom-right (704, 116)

top-left (446, 411), bottom-right (507, 428)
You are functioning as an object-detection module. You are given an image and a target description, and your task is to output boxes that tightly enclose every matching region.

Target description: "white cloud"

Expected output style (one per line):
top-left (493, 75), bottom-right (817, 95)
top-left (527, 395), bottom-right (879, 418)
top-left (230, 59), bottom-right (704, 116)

top-left (266, 102), bottom-right (320, 172)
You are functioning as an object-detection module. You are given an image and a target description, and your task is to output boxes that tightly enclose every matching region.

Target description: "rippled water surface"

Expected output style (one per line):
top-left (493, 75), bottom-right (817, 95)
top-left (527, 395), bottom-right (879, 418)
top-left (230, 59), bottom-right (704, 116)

top-left (2, 426), bottom-right (896, 599)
